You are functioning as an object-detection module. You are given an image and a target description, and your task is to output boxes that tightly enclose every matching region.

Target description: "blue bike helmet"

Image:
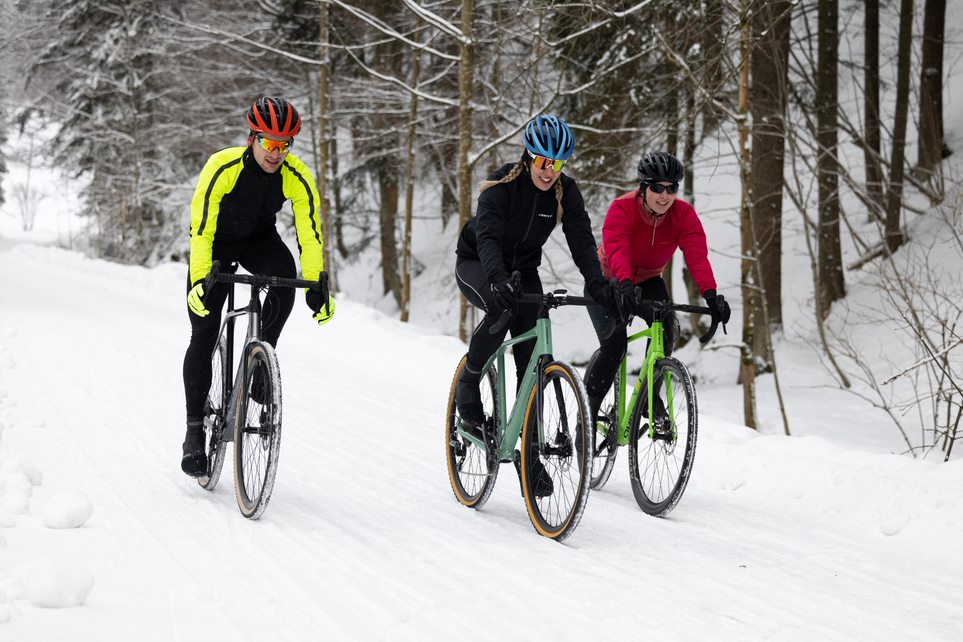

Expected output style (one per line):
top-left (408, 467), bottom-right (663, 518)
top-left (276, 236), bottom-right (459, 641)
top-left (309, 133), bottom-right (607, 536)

top-left (523, 115), bottom-right (575, 160)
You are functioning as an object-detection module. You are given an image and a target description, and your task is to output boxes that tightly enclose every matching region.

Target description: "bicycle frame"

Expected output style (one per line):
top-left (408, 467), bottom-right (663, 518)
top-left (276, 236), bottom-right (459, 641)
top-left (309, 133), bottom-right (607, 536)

top-left (215, 282), bottom-right (265, 443)
top-left (613, 319), bottom-right (673, 446)
top-left (456, 316), bottom-right (553, 462)
top-left (606, 300), bottom-right (719, 446)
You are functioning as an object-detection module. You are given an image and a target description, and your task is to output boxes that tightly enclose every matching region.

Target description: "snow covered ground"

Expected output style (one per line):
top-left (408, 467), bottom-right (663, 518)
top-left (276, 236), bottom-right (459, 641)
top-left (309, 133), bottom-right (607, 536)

top-left (0, 236), bottom-right (961, 640)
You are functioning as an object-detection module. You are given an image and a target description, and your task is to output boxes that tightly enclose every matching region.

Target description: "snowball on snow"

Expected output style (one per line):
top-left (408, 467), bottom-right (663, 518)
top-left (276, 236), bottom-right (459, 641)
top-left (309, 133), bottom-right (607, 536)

top-left (42, 490), bottom-right (93, 528)
top-left (0, 455), bottom-right (43, 484)
top-left (0, 472), bottom-right (33, 495)
top-left (23, 558), bottom-right (94, 608)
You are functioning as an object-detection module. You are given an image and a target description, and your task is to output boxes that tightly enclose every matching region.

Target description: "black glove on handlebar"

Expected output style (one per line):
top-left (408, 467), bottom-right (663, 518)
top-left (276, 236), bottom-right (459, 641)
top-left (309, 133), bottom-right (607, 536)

top-left (490, 279), bottom-right (517, 312)
top-left (618, 279), bottom-right (641, 317)
top-left (305, 276), bottom-right (330, 313)
top-left (587, 278), bottom-right (619, 316)
top-left (703, 289), bottom-right (731, 324)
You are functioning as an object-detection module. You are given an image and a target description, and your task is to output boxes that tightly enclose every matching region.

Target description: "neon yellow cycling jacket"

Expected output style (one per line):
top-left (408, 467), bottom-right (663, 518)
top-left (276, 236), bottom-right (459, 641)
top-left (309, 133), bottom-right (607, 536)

top-left (188, 146), bottom-right (324, 285)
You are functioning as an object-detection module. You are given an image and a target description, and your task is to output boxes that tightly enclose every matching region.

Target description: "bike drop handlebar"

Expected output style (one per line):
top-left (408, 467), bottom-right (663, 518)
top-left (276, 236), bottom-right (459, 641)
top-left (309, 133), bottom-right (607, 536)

top-left (201, 260), bottom-right (329, 310)
top-left (631, 299), bottom-right (723, 345)
top-left (488, 289), bottom-right (601, 336)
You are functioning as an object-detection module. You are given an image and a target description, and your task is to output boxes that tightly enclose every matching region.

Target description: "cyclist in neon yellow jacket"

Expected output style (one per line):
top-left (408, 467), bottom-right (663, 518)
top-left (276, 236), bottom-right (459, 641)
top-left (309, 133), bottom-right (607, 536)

top-left (181, 96), bottom-right (334, 477)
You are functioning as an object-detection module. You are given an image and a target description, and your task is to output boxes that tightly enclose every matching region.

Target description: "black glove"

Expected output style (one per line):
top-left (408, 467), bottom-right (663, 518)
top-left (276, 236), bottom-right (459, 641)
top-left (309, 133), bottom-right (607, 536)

top-left (490, 278), bottom-right (517, 311)
top-left (587, 278), bottom-right (619, 315)
top-left (703, 289), bottom-right (731, 324)
top-left (618, 279), bottom-right (668, 319)
top-left (618, 279), bottom-right (640, 316)
top-left (305, 277), bottom-right (331, 314)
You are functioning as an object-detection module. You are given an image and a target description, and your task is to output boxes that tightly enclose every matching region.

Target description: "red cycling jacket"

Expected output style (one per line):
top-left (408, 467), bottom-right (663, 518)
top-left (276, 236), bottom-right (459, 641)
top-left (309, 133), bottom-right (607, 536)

top-left (599, 190), bottom-right (717, 295)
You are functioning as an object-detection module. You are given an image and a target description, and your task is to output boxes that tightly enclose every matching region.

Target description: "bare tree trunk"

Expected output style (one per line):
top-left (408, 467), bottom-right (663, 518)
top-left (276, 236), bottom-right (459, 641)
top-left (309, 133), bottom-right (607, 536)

top-left (816, 0), bottom-right (845, 319)
top-left (429, 141), bottom-right (459, 229)
top-left (457, 0), bottom-right (476, 343)
top-left (683, 88), bottom-right (704, 337)
top-left (750, 0), bottom-right (791, 345)
top-left (664, 74), bottom-right (679, 301)
top-left (317, 1), bottom-right (334, 289)
top-left (400, 18), bottom-right (422, 322)
top-left (738, 1), bottom-right (757, 430)
top-left (884, 0), bottom-right (914, 253)
top-left (378, 162), bottom-right (402, 306)
top-left (864, 0), bottom-right (885, 221)
top-left (916, 0), bottom-right (946, 177)
top-left (701, 0), bottom-right (726, 133)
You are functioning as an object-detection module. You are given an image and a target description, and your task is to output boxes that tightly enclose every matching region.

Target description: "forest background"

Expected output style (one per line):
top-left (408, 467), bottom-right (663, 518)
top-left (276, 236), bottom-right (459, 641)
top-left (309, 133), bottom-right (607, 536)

top-left (0, 0), bottom-right (959, 461)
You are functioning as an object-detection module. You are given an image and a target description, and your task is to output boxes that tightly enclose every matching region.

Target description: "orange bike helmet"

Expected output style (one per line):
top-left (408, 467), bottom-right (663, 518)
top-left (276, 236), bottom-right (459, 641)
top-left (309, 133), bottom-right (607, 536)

top-left (246, 96), bottom-right (301, 138)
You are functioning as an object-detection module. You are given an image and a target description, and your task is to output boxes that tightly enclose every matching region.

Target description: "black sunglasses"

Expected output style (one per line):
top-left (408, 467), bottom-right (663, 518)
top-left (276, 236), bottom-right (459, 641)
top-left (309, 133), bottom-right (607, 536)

top-left (645, 182), bottom-right (679, 194)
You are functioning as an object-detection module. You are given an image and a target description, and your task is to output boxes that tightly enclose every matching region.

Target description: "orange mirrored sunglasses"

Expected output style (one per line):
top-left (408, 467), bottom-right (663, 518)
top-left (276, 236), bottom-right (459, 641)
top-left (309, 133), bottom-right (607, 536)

top-left (528, 150), bottom-right (565, 172)
top-left (255, 134), bottom-right (293, 154)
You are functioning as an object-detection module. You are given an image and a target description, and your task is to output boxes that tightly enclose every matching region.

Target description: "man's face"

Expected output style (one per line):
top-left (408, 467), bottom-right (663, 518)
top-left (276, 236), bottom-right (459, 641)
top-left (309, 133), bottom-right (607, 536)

top-left (250, 133), bottom-right (293, 173)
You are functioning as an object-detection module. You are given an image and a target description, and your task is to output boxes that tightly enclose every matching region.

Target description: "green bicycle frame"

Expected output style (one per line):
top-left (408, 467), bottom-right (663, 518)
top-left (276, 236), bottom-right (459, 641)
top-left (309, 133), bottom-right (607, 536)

top-left (613, 319), bottom-right (677, 445)
top-left (456, 316), bottom-right (554, 462)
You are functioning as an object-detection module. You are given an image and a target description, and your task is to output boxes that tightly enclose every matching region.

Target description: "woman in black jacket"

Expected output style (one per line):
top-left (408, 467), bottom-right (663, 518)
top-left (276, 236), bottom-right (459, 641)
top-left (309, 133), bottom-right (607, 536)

top-left (454, 115), bottom-right (618, 439)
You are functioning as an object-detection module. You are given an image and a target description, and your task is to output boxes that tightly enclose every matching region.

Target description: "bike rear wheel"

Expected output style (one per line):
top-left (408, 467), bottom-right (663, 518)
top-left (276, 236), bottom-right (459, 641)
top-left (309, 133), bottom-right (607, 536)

top-left (520, 360), bottom-right (592, 542)
top-left (590, 369), bottom-right (619, 490)
top-left (233, 341), bottom-right (282, 519)
top-left (628, 357), bottom-right (697, 517)
top-left (198, 338), bottom-right (228, 490)
top-left (446, 355), bottom-right (499, 509)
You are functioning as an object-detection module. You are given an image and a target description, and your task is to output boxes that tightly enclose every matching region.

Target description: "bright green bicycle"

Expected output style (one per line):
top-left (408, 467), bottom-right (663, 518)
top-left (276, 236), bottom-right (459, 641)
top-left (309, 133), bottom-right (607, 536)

top-left (445, 289), bottom-right (596, 542)
top-left (589, 300), bottom-right (721, 517)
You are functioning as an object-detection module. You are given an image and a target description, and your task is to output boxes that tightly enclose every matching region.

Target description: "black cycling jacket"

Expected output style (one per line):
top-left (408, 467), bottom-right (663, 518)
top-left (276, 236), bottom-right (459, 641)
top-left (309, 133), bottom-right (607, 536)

top-left (456, 163), bottom-right (604, 287)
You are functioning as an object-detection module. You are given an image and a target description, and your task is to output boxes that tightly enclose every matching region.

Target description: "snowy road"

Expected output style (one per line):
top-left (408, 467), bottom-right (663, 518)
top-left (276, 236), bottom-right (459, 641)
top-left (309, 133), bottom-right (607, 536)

top-left (1, 240), bottom-right (960, 640)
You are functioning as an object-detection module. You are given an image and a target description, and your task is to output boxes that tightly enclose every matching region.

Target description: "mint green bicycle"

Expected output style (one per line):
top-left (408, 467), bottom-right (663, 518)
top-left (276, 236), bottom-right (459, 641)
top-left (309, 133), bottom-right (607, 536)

top-left (590, 300), bottom-right (721, 517)
top-left (445, 289), bottom-right (596, 542)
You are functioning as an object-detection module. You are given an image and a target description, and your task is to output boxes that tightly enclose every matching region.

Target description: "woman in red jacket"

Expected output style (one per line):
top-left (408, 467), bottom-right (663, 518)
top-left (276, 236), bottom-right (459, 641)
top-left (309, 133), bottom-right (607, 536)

top-left (582, 152), bottom-right (730, 421)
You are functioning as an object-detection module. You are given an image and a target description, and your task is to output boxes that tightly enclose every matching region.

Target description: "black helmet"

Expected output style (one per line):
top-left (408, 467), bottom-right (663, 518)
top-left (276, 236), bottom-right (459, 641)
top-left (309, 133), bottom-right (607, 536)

top-left (246, 96), bottom-right (301, 138)
top-left (637, 152), bottom-right (684, 184)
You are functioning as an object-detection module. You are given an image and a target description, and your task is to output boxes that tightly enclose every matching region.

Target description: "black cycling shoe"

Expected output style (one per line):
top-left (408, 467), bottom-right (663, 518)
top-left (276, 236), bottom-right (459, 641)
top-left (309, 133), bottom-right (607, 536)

top-left (181, 423), bottom-right (208, 477)
top-left (575, 393), bottom-right (604, 456)
top-left (455, 361), bottom-right (485, 427)
top-left (643, 397), bottom-right (671, 438)
top-left (532, 459), bottom-right (554, 498)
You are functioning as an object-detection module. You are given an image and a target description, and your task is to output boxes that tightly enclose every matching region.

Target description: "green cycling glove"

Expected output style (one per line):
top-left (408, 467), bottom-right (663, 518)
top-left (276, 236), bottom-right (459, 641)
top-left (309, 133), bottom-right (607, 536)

top-left (313, 296), bottom-right (336, 326)
top-left (305, 287), bottom-right (335, 326)
top-left (187, 282), bottom-right (209, 317)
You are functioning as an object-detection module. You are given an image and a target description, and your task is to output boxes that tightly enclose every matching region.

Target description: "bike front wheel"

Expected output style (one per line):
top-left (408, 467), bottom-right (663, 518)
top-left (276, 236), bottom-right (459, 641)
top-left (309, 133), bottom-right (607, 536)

top-left (520, 360), bottom-right (592, 542)
top-left (628, 357), bottom-right (697, 517)
top-left (233, 341), bottom-right (282, 519)
top-left (446, 355), bottom-right (499, 509)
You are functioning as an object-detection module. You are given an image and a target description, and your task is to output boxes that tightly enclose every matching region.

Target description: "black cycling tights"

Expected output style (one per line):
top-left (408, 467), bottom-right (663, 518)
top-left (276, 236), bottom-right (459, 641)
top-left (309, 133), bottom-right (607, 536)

top-left (583, 276), bottom-right (673, 402)
top-left (456, 258), bottom-right (543, 387)
top-left (183, 230), bottom-right (296, 421)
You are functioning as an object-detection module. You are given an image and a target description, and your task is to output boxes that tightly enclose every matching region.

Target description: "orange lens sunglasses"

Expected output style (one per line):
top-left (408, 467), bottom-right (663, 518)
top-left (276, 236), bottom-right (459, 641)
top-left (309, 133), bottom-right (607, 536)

top-left (528, 151), bottom-right (565, 172)
top-left (255, 135), bottom-right (293, 154)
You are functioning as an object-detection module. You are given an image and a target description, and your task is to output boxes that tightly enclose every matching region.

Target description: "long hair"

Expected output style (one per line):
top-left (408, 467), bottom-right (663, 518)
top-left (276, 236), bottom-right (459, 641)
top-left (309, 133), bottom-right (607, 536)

top-left (478, 155), bottom-right (565, 224)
